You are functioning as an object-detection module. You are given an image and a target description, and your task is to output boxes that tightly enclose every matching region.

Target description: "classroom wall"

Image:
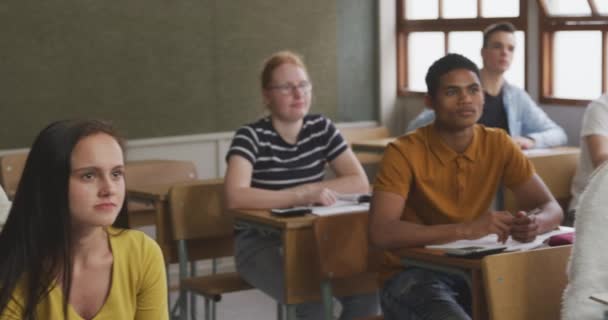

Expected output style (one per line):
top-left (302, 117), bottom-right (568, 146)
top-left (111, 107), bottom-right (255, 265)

top-left (0, 0), bottom-right (378, 149)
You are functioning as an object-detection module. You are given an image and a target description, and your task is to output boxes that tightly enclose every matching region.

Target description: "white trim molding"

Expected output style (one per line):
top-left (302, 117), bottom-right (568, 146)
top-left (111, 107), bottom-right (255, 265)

top-left (1, 121), bottom-right (380, 179)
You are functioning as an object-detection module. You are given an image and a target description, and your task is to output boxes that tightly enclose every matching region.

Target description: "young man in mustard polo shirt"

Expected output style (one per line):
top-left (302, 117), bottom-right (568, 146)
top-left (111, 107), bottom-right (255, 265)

top-left (369, 53), bottom-right (563, 320)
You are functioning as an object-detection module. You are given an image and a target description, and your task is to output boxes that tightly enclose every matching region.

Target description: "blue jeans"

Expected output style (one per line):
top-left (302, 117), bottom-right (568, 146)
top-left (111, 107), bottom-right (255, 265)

top-left (381, 268), bottom-right (471, 320)
top-left (235, 228), bottom-right (380, 320)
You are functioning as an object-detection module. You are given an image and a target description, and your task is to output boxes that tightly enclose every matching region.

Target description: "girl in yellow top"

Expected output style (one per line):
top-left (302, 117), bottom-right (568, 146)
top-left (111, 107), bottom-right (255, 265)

top-left (0, 120), bottom-right (168, 320)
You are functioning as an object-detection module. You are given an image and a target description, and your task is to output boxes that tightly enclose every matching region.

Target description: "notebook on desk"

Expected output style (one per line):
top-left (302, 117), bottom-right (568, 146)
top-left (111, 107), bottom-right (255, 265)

top-left (426, 226), bottom-right (574, 252)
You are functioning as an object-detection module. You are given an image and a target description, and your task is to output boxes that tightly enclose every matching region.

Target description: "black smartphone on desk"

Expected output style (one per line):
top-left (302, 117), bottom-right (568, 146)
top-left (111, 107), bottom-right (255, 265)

top-left (444, 246), bottom-right (507, 258)
top-left (270, 207), bottom-right (312, 217)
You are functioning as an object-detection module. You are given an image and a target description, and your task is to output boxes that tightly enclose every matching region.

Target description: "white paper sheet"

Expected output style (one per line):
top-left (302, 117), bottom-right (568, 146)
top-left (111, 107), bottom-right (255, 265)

top-left (426, 226), bottom-right (574, 251)
top-left (311, 200), bottom-right (370, 216)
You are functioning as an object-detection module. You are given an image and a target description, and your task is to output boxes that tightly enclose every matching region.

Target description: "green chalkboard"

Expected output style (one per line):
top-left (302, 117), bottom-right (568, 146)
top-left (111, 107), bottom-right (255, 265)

top-left (0, 0), bottom-right (341, 148)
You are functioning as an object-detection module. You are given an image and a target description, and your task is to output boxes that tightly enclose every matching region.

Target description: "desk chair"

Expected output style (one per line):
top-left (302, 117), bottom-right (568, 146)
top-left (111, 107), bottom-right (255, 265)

top-left (0, 152), bottom-right (28, 199)
top-left (340, 126), bottom-right (390, 165)
top-left (482, 245), bottom-right (571, 320)
top-left (504, 149), bottom-right (579, 215)
top-left (562, 162), bottom-right (608, 319)
top-left (125, 160), bottom-right (197, 227)
top-left (168, 180), bottom-right (253, 320)
top-left (313, 212), bottom-right (379, 320)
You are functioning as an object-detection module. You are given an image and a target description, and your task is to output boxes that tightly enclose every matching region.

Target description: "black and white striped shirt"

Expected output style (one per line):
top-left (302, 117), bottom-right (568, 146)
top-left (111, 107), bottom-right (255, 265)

top-left (226, 114), bottom-right (348, 190)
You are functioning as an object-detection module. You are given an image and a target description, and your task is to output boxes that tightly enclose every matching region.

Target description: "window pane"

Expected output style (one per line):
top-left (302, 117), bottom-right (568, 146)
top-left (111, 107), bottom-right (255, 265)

top-left (408, 32), bottom-right (445, 92)
top-left (443, 0), bottom-right (477, 18)
top-left (596, 0), bottom-right (608, 15)
top-left (553, 31), bottom-right (602, 100)
top-left (545, 0), bottom-right (591, 16)
top-left (448, 32), bottom-right (483, 68)
top-left (481, 0), bottom-right (519, 17)
top-left (503, 31), bottom-right (526, 88)
top-left (406, 0), bottom-right (438, 20)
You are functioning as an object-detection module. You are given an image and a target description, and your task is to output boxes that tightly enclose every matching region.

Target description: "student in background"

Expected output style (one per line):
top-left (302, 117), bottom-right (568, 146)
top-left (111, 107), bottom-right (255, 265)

top-left (370, 54), bottom-right (563, 320)
top-left (0, 120), bottom-right (168, 319)
top-left (568, 93), bottom-right (608, 226)
top-left (0, 185), bottom-right (10, 230)
top-left (224, 51), bottom-right (379, 319)
top-left (407, 22), bottom-right (567, 149)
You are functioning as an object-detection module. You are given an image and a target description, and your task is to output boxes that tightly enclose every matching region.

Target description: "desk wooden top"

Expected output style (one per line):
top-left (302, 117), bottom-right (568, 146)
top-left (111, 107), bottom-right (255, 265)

top-left (522, 146), bottom-right (579, 158)
top-left (230, 209), bottom-right (317, 229)
top-left (393, 247), bottom-right (482, 270)
top-left (127, 184), bottom-right (171, 202)
top-left (351, 137), bottom-right (395, 153)
top-left (352, 137), bottom-right (579, 158)
top-left (127, 178), bottom-right (223, 202)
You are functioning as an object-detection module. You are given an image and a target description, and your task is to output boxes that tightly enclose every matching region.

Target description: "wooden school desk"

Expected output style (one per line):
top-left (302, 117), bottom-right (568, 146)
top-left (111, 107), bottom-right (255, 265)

top-left (393, 245), bottom-right (572, 320)
top-left (127, 179), bottom-right (231, 264)
top-left (393, 247), bottom-right (487, 319)
top-left (128, 183), bottom-right (175, 260)
top-left (350, 137), bottom-right (395, 154)
top-left (351, 137), bottom-right (578, 159)
top-left (230, 208), bottom-right (377, 320)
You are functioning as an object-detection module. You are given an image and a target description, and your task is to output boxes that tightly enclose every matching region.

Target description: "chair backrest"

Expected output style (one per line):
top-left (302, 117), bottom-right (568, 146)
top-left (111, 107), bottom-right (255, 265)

top-left (0, 152), bottom-right (28, 199)
top-left (124, 159), bottom-right (198, 188)
top-left (562, 162), bottom-right (608, 320)
top-left (340, 126), bottom-right (391, 168)
top-left (504, 148), bottom-right (579, 213)
top-left (482, 245), bottom-right (572, 320)
top-left (313, 212), bottom-right (369, 279)
top-left (168, 179), bottom-right (233, 242)
top-left (340, 126), bottom-right (390, 145)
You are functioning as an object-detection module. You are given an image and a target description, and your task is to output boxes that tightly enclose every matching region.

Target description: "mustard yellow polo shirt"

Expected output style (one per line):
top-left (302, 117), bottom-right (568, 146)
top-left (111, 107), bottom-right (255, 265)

top-left (2, 228), bottom-right (168, 320)
top-left (374, 124), bottom-right (534, 282)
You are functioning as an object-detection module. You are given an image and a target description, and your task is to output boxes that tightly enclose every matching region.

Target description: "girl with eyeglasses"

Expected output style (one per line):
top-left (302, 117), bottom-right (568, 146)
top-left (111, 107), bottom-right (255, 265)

top-left (224, 51), bottom-right (379, 319)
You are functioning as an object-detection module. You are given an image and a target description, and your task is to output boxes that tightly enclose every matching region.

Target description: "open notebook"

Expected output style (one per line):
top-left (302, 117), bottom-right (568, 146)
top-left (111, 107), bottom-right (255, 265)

top-left (426, 226), bottom-right (574, 252)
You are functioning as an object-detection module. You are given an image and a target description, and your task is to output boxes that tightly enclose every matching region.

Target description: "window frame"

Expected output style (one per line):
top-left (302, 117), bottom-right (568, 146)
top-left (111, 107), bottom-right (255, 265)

top-left (538, 0), bottom-right (608, 106)
top-left (396, 0), bottom-right (528, 97)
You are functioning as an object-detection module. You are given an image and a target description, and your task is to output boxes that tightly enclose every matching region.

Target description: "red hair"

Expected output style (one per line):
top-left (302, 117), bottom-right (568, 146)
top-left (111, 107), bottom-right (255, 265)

top-left (260, 51), bottom-right (308, 89)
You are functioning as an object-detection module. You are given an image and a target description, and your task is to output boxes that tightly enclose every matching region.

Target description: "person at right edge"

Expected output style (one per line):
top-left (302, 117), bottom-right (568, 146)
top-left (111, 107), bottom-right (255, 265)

top-left (407, 22), bottom-right (567, 150)
top-left (568, 92), bottom-right (608, 226)
top-left (370, 53), bottom-right (563, 320)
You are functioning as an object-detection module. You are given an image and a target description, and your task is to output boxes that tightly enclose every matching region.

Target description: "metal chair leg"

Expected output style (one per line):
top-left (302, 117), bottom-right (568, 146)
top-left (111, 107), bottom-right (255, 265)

top-left (204, 298), bottom-right (211, 320)
top-left (211, 301), bottom-right (217, 320)
top-left (320, 281), bottom-right (333, 320)
top-left (179, 289), bottom-right (188, 320)
top-left (211, 258), bottom-right (217, 320)
top-left (285, 304), bottom-right (297, 320)
top-left (277, 303), bottom-right (284, 320)
top-left (190, 260), bottom-right (197, 320)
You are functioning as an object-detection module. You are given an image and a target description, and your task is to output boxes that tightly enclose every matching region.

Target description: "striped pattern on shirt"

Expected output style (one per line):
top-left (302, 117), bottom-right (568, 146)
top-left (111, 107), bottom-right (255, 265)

top-left (226, 114), bottom-right (348, 190)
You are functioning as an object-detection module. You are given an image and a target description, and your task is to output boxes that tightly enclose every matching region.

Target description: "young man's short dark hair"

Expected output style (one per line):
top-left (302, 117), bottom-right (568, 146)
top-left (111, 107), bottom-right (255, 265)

top-left (483, 22), bottom-right (516, 48)
top-left (425, 53), bottom-right (480, 98)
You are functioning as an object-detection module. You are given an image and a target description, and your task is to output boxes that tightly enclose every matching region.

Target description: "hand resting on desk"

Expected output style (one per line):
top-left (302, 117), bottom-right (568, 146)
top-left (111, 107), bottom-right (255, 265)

top-left (510, 211), bottom-right (539, 242)
top-left (463, 210), bottom-right (514, 243)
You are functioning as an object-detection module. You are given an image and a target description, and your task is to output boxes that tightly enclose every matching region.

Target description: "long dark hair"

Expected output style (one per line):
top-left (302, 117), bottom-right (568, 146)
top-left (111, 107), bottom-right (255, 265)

top-left (0, 119), bottom-right (127, 319)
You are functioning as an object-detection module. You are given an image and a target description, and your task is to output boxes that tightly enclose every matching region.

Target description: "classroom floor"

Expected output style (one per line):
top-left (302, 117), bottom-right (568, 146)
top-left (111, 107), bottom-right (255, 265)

top-left (168, 286), bottom-right (278, 319)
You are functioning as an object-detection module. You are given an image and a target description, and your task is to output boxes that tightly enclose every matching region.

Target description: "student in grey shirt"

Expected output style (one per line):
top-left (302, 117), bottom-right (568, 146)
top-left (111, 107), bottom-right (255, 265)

top-left (407, 22), bottom-right (567, 149)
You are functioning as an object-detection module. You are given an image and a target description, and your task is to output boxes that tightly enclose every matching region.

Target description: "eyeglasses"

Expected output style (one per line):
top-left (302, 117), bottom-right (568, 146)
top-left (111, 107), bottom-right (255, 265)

top-left (267, 81), bottom-right (312, 96)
